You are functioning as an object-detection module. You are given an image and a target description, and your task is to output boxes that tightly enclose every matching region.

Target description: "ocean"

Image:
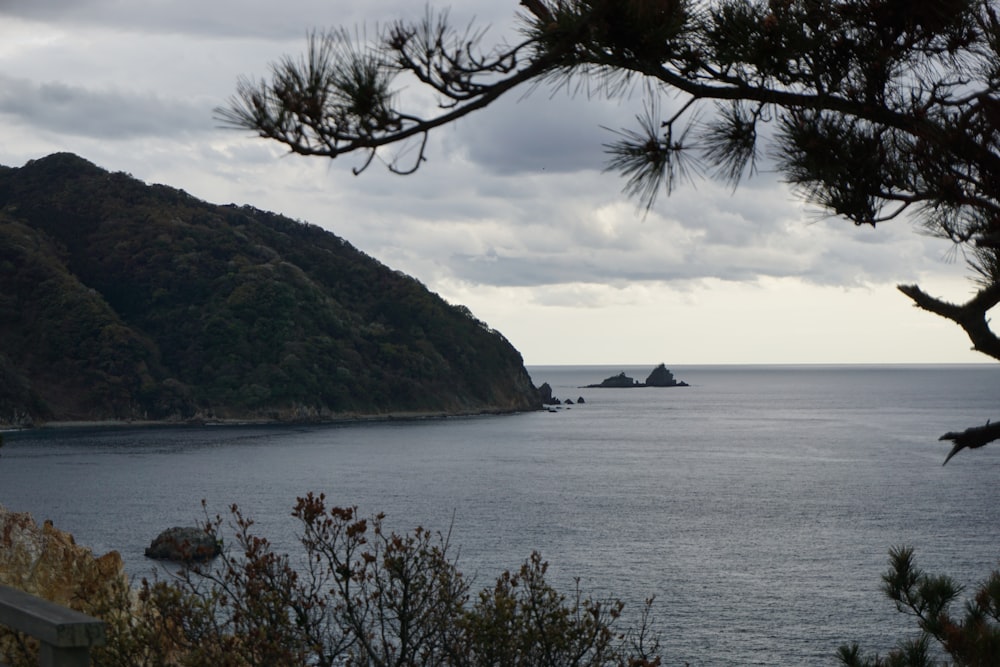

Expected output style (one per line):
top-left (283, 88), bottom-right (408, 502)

top-left (2, 364), bottom-right (999, 665)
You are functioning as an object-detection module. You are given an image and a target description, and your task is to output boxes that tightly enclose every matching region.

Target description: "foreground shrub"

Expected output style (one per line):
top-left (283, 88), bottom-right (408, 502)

top-left (9, 500), bottom-right (1000, 666)
top-left (128, 493), bottom-right (662, 666)
top-left (839, 546), bottom-right (1000, 667)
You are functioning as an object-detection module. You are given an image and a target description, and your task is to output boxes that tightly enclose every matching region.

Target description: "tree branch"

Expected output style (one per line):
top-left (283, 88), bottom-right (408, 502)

top-left (939, 420), bottom-right (1000, 465)
top-left (520, 0), bottom-right (555, 25)
top-left (896, 282), bottom-right (1000, 463)
top-left (897, 283), bottom-right (1000, 360)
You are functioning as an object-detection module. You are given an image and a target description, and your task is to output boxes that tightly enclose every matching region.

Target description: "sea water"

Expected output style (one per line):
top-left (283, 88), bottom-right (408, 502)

top-left (1, 364), bottom-right (999, 665)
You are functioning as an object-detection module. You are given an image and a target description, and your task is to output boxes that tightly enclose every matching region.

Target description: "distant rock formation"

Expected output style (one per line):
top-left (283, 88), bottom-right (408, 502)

top-left (586, 372), bottom-right (640, 388)
top-left (584, 364), bottom-right (688, 388)
top-left (145, 526), bottom-right (221, 562)
top-left (645, 363), bottom-right (689, 387)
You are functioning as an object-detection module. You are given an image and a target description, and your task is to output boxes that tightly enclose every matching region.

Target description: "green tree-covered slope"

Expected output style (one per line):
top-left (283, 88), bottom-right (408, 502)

top-left (0, 153), bottom-right (540, 425)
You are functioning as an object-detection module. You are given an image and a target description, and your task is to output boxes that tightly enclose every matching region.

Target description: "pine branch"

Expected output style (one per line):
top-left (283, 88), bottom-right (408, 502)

top-left (896, 282), bottom-right (1000, 463)
top-left (897, 283), bottom-right (1000, 360)
top-left (939, 420), bottom-right (1000, 465)
top-left (520, 0), bottom-right (555, 25)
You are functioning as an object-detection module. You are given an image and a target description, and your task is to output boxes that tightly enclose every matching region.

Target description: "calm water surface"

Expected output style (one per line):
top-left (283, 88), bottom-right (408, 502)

top-left (2, 364), bottom-right (999, 665)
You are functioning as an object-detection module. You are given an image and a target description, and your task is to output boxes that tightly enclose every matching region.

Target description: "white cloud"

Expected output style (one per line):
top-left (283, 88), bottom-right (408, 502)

top-left (0, 75), bottom-right (212, 139)
top-left (0, 1), bottom-right (518, 40)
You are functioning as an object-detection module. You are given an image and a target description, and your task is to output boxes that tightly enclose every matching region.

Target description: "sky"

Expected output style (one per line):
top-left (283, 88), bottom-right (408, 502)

top-left (0, 1), bottom-right (991, 365)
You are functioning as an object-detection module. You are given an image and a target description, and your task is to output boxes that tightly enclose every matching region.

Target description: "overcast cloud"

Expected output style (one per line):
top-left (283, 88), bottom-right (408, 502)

top-left (0, 1), bottom-right (984, 364)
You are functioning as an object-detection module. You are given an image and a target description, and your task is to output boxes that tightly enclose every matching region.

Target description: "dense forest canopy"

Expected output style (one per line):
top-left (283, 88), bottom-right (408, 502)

top-left (0, 153), bottom-right (540, 425)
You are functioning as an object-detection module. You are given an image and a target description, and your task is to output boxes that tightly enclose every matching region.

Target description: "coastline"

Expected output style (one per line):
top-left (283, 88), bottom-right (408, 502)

top-left (2, 406), bottom-right (542, 432)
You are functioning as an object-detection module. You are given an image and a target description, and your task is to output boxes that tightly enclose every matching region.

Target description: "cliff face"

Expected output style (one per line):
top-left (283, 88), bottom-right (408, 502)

top-left (0, 506), bottom-right (126, 604)
top-left (0, 507), bottom-right (128, 666)
top-left (0, 153), bottom-right (541, 425)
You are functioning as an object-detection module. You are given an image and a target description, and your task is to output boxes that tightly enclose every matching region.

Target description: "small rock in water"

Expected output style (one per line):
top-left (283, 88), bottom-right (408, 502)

top-left (145, 526), bottom-right (220, 562)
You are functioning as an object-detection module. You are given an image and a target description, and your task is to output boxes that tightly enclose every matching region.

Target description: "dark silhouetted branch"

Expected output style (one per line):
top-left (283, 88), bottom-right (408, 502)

top-left (520, 0), bottom-right (555, 25)
top-left (898, 283), bottom-right (1000, 463)
top-left (897, 283), bottom-right (1000, 361)
top-left (940, 420), bottom-right (1000, 465)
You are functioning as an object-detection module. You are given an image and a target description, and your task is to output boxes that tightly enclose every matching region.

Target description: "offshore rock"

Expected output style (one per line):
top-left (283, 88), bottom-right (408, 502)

top-left (645, 363), bottom-right (689, 387)
top-left (585, 372), bottom-right (640, 388)
top-left (145, 526), bottom-right (221, 562)
top-left (584, 365), bottom-right (688, 388)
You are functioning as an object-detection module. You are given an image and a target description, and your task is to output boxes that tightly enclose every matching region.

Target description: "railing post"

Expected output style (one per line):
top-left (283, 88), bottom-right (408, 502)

top-left (0, 585), bottom-right (105, 667)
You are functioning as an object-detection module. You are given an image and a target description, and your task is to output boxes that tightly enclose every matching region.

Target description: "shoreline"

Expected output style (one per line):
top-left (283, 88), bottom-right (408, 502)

top-left (1, 406), bottom-right (542, 432)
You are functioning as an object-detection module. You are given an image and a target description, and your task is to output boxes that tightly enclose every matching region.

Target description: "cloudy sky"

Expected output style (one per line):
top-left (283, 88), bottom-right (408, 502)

top-left (0, 1), bottom-right (989, 364)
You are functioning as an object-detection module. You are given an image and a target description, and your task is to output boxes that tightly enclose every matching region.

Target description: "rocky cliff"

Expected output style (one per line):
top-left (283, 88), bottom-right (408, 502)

top-left (0, 507), bottom-right (128, 664)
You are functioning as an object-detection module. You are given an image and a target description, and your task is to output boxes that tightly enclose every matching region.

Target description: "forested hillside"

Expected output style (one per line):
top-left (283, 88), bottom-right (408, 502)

top-left (0, 153), bottom-right (540, 425)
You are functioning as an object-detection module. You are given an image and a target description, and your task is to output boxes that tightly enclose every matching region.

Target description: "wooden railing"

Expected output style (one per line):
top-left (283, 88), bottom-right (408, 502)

top-left (0, 585), bottom-right (105, 667)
